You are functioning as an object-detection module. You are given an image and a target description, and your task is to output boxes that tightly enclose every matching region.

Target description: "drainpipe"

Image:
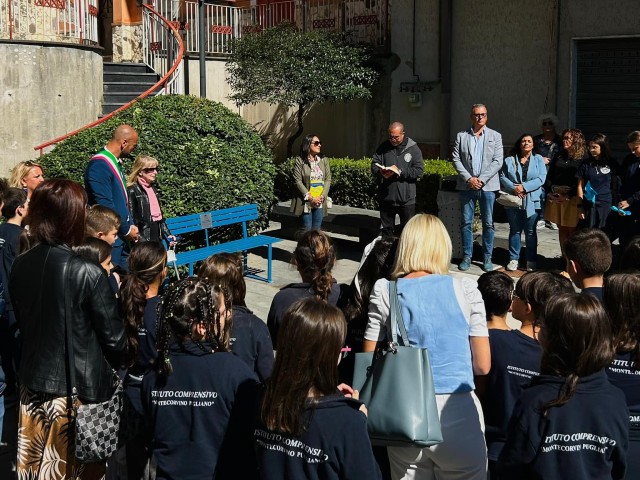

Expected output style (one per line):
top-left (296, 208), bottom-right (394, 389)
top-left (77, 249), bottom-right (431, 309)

top-left (199, 0), bottom-right (206, 97)
top-left (554, 0), bottom-right (561, 119)
top-left (439, 0), bottom-right (452, 159)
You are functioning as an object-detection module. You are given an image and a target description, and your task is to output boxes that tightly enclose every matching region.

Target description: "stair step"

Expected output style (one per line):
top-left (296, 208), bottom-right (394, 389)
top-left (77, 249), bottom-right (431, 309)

top-left (104, 82), bottom-right (160, 93)
top-left (103, 62), bottom-right (152, 74)
top-left (104, 72), bottom-right (159, 83)
top-left (104, 91), bottom-right (163, 104)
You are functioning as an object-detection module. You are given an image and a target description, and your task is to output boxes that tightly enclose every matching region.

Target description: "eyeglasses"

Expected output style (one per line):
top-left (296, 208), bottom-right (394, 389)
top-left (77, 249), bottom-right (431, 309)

top-left (312, 141), bottom-right (322, 146)
top-left (142, 167), bottom-right (159, 173)
top-left (472, 113), bottom-right (487, 119)
top-left (542, 121), bottom-right (554, 126)
top-left (389, 134), bottom-right (404, 140)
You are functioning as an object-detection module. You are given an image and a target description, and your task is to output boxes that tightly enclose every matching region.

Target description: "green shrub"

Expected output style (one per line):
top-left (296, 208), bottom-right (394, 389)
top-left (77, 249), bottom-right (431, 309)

top-left (275, 157), bottom-right (457, 214)
top-left (37, 95), bottom-right (276, 236)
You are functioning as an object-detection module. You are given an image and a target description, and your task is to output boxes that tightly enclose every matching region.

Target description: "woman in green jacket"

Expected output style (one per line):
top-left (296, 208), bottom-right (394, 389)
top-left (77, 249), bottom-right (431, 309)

top-left (291, 134), bottom-right (331, 230)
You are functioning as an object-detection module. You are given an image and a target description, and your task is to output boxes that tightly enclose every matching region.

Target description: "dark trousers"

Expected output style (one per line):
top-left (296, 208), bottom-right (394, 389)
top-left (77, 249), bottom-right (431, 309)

top-left (380, 203), bottom-right (415, 237)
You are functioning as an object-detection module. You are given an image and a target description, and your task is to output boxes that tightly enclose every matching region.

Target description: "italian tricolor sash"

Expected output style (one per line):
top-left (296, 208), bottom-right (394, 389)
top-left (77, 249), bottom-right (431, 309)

top-left (91, 148), bottom-right (128, 202)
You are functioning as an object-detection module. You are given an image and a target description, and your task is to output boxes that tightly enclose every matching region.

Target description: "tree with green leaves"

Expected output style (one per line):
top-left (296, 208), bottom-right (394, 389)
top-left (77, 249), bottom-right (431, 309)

top-left (226, 23), bottom-right (378, 158)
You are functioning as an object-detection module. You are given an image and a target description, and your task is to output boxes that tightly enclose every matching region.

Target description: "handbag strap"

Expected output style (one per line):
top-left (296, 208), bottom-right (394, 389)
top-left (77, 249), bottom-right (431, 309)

top-left (62, 255), bottom-right (78, 403)
top-left (388, 281), bottom-right (410, 347)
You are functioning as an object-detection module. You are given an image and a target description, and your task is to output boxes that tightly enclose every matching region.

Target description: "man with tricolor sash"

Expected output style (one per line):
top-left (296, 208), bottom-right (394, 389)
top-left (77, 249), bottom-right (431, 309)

top-left (84, 125), bottom-right (140, 269)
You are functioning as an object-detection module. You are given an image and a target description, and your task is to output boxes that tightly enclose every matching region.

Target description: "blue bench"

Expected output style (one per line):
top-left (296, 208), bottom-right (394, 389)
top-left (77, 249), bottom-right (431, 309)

top-left (165, 204), bottom-right (282, 283)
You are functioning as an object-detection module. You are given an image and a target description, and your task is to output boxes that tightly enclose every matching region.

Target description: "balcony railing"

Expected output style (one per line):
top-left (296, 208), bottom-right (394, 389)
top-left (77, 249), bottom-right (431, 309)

top-left (0, 0), bottom-right (98, 44)
top-left (154, 0), bottom-right (387, 55)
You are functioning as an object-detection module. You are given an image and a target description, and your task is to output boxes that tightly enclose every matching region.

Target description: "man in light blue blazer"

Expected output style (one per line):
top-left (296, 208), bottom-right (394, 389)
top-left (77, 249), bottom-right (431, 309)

top-left (452, 104), bottom-right (504, 271)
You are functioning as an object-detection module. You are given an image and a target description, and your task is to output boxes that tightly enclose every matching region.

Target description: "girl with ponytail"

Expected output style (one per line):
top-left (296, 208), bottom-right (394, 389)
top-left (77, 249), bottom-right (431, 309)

top-left (498, 293), bottom-right (628, 479)
top-left (142, 277), bottom-right (259, 479)
top-left (267, 229), bottom-right (347, 345)
top-left (120, 240), bottom-right (167, 478)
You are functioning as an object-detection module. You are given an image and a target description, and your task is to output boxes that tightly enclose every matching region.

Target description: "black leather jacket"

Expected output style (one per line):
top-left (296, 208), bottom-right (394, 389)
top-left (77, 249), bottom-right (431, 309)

top-left (127, 182), bottom-right (171, 242)
top-left (10, 243), bottom-right (126, 402)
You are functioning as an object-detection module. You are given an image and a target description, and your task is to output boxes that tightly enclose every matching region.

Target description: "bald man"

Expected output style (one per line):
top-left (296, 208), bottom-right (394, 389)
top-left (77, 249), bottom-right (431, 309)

top-left (371, 122), bottom-right (424, 236)
top-left (85, 125), bottom-right (140, 269)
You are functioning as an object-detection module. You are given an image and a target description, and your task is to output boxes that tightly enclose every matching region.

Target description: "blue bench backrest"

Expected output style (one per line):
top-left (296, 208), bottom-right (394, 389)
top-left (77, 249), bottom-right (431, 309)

top-left (165, 204), bottom-right (259, 239)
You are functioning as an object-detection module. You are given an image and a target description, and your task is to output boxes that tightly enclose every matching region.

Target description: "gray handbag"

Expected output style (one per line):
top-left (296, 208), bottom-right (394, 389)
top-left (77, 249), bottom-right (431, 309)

top-left (497, 156), bottom-right (524, 209)
top-left (353, 281), bottom-right (443, 447)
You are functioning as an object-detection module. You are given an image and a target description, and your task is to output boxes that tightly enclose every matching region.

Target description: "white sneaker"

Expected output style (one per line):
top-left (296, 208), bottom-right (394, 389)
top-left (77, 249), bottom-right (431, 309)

top-left (527, 261), bottom-right (537, 272)
top-left (536, 220), bottom-right (545, 229)
top-left (506, 260), bottom-right (518, 271)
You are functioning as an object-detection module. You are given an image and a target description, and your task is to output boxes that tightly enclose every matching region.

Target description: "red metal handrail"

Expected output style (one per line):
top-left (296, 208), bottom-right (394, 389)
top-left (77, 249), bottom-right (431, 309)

top-left (34, 4), bottom-right (185, 155)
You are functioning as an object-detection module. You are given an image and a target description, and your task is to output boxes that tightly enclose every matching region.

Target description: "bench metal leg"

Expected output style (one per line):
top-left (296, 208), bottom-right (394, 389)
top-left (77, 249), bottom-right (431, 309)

top-left (267, 244), bottom-right (273, 283)
top-left (243, 246), bottom-right (274, 284)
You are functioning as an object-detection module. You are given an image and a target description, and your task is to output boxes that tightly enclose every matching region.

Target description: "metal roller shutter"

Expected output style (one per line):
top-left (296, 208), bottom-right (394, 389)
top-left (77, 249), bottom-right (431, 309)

top-left (575, 38), bottom-right (640, 160)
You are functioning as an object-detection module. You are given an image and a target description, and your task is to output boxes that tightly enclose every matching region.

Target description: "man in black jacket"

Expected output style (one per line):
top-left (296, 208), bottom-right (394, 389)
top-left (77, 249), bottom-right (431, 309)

top-left (372, 122), bottom-right (424, 236)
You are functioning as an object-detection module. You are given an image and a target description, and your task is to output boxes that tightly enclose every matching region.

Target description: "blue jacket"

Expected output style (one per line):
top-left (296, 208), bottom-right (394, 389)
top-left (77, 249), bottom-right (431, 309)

top-left (84, 153), bottom-right (132, 237)
top-left (500, 153), bottom-right (547, 217)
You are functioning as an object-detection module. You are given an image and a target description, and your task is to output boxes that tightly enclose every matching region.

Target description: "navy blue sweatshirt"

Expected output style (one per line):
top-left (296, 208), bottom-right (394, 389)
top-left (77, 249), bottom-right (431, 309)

top-left (607, 352), bottom-right (640, 479)
top-left (124, 296), bottom-right (161, 414)
top-left (497, 370), bottom-right (629, 480)
top-left (142, 341), bottom-right (260, 480)
top-left (483, 329), bottom-right (542, 461)
top-left (255, 394), bottom-right (382, 480)
top-left (229, 305), bottom-right (273, 382)
top-left (267, 280), bottom-right (347, 346)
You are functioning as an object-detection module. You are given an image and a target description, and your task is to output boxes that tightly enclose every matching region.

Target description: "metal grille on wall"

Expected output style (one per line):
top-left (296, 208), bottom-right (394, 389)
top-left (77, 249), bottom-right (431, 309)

top-left (153, 0), bottom-right (388, 55)
top-left (575, 38), bottom-right (640, 159)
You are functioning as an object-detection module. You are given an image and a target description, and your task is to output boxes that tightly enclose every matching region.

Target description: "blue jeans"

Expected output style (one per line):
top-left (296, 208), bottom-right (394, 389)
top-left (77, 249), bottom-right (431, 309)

top-left (460, 190), bottom-right (496, 260)
top-left (300, 207), bottom-right (323, 230)
top-left (505, 208), bottom-right (539, 262)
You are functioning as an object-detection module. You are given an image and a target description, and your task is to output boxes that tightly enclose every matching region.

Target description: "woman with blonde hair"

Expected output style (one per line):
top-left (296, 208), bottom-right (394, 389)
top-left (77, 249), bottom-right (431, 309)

top-left (364, 213), bottom-right (491, 480)
top-left (9, 160), bottom-right (44, 199)
top-left (127, 155), bottom-right (176, 244)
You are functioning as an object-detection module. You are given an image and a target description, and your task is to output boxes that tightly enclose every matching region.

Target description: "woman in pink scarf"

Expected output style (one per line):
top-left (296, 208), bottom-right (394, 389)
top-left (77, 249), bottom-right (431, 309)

top-left (127, 156), bottom-right (176, 244)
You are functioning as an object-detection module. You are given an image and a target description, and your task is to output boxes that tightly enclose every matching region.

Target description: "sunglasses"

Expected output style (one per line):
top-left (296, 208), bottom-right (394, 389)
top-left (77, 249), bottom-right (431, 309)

top-left (312, 141), bottom-right (322, 146)
top-left (542, 121), bottom-right (554, 126)
top-left (142, 167), bottom-right (159, 173)
top-left (472, 113), bottom-right (487, 119)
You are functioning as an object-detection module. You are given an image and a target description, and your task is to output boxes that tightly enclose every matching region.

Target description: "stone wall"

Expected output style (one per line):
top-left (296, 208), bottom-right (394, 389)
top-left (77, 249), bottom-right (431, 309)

top-left (0, 42), bottom-right (102, 176)
top-left (112, 23), bottom-right (142, 63)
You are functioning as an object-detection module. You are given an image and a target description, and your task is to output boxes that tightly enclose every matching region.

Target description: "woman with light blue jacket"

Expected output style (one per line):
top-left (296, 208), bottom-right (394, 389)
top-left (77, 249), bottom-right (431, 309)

top-left (499, 134), bottom-right (547, 271)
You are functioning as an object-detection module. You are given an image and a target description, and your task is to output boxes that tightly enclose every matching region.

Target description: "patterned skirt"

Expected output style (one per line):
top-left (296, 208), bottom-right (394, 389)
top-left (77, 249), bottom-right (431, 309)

top-left (17, 385), bottom-right (106, 480)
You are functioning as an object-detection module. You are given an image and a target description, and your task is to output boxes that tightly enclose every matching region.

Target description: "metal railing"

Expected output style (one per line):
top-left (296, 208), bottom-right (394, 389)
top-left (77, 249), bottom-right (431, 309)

top-left (34, 3), bottom-right (184, 155)
top-left (0, 0), bottom-right (98, 44)
top-left (142, 3), bottom-right (184, 95)
top-left (154, 0), bottom-right (387, 55)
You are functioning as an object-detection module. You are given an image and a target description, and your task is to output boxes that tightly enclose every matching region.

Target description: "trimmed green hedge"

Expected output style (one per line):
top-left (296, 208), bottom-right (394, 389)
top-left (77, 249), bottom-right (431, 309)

top-left (37, 95), bottom-right (276, 236)
top-left (275, 157), bottom-right (457, 214)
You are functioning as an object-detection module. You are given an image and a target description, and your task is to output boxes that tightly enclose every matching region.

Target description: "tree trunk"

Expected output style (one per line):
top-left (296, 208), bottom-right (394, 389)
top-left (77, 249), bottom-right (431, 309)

top-left (286, 103), bottom-right (305, 158)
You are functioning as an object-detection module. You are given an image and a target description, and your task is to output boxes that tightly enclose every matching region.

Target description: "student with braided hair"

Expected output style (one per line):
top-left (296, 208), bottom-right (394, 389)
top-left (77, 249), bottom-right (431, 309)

top-left (267, 229), bottom-right (348, 345)
top-left (141, 277), bottom-right (260, 480)
top-left (118, 241), bottom-right (167, 478)
top-left (198, 253), bottom-right (274, 381)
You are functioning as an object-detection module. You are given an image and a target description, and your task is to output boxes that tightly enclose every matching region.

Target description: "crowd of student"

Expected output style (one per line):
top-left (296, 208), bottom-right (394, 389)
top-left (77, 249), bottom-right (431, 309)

top-left (0, 127), bottom-right (640, 480)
